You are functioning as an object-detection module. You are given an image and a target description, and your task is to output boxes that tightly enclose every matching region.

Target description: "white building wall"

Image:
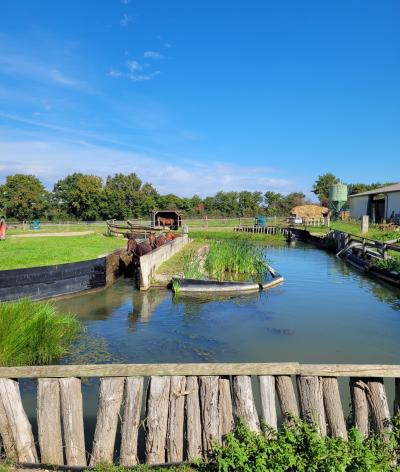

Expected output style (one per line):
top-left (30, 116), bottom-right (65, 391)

top-left (386, 192), bottom-right (400, 218)
top-left (349, 196), bottom-right (369, 219)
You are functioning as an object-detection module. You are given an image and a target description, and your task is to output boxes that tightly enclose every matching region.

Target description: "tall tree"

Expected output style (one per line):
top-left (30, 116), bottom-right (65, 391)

top-left (312, 173), bottom-right (340, 205)
top-left (0, 174), bottom-right (48, 221)
top-left (103, 173), bottom-right (142, 219)
top-left (53, 173), bottom-right (104, 220)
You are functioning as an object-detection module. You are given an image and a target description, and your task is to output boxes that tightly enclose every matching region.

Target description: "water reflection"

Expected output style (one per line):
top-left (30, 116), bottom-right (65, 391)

top-left (54, 243), bottom-right (400, 365)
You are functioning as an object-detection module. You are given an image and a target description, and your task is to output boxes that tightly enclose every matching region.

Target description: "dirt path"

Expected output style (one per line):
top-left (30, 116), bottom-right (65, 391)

top-left (10, 231), bottom-right (94, 238)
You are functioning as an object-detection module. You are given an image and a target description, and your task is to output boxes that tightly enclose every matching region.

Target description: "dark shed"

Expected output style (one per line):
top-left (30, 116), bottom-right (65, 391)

top-left (150, 210), bottom-right (183, 230)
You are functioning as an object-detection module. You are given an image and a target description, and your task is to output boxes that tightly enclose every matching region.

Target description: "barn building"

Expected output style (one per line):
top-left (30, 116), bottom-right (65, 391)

top-left (349, 183), bottom-right (400, 223)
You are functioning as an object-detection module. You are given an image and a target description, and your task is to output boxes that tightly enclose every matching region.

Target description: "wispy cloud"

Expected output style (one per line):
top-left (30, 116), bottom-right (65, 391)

top-left (128, 71), bottom-right (160, 82)
top-left (0, 53), bottom-right (87, 90)
top-left (120, 14), bottom-right (132, 27)
top-left (0, 137), bottom-right (294, 196)
top-left (121, 0), bottom-right (131, 3)
top-left (143, 51), bottom-right (163, 59)
top-left (107, 69), bottom-right (122, 77)
top-left (49, 69), bottom-right (82, 86)
top-left (107, 59), bottom-right (160, 82)
top-left (127, 60), bottom-right (142, 72)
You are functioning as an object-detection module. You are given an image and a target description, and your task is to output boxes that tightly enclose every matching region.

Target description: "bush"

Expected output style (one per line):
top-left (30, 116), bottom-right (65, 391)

top-left (206, 418), bottom-right (399, 471)
top-left (0, 298), bottom-right (80, 366)
top-left (374, 255), bottom-right (400, 273)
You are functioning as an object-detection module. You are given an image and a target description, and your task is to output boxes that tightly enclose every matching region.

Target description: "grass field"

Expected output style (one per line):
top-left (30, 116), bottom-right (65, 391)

top-left (6, 222), bottom-right (107, 236)
top-left (0, 233), bottom-right (126, 270)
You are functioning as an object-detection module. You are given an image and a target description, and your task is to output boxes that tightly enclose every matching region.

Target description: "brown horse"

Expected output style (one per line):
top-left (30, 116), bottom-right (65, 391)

top-left (165, 231), bottom-right (175, 241)
top-left (157, 216), bottom-right (175, 229)
top-left (127, 237), bottom-right (152, 257)
top-left (154, 234), bottom-right (167, 247)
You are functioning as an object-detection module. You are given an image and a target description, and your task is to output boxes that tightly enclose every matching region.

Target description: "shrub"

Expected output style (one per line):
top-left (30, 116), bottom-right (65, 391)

top-left (205, 418), bottom-right (398, 472)
top-left (0, 298), bottom-right (80, 366)
top-left (374, 255), bottom-right (400, 273)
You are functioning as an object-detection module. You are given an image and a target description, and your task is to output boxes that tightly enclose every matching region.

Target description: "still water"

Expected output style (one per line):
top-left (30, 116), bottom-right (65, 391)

top-left (56, 242), bottom-right (400, 365)
top-left (20, 242), bottom-right (400, 448)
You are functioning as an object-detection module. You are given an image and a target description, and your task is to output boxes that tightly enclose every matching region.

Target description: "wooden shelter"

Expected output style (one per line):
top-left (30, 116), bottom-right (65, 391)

top-left (150, 210), bottom-right (183, 230)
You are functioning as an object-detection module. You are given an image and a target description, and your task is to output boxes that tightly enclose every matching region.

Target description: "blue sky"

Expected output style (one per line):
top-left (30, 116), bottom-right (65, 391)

top-left (0, 1), bottom-right (399, 197)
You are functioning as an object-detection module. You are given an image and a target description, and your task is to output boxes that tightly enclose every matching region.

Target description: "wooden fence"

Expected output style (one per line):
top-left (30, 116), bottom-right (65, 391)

top-left (235, 225), bottom-right (291, 236)
top-left (0, 363), bottom-right (399, 467)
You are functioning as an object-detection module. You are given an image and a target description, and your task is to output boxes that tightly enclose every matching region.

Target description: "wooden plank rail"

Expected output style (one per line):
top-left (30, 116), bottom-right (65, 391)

top-left (0, 362), bottom-right (400, 466)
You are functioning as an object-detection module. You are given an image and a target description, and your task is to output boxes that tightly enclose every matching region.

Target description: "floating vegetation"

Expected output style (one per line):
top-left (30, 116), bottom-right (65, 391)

top-left (0, 298), bottom-right (80, 366)
top-left (205, 238), bottom-right (269, 281)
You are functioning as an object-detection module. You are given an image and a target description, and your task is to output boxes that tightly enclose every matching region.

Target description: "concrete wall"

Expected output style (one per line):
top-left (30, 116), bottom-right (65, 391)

top-left (139, 234), bottom-right (189, 290)
top-left (387, 191), bottom-right (400, 219)
top-left (349, 196), bottom-right (369, 219)
top-left (0, 248), bottom-right (130, 302)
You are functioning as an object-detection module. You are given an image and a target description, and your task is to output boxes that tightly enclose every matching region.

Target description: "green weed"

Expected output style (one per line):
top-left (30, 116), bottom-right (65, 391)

top-left (374, 255), bottom-right (400, 273)
top-left (0, 298), bottom-right (80, 366)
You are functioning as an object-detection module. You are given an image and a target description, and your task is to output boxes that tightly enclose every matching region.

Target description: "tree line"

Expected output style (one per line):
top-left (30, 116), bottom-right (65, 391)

top-left (0, 172), bottom-right (395, 221)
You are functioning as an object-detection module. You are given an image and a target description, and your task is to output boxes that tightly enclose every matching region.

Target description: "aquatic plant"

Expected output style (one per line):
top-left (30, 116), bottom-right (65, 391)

top-left (374, 255), bottom-right (400, 273)
top-left (0, 298), bottom-right (80, 366)
top-left (172, 278), bottom-right (181, 294)
top-left (182, 251), bottom-right (203, 279)
top-left (205, 238), bottom-right (268, 280)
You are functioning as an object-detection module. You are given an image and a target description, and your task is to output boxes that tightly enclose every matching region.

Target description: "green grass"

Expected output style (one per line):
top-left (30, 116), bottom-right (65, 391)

top-left (189, 230), bottom-right (285, 245)
top-left (309, 220), bottom-right (400, 243)
top-left (6, 222), bottom-right (107, 235)
top-left (0, 233), bottom-right (126, 270)
top-left (0, 299), bottom-right (80, 366)
top-left (205, 238), bottom-right (268, 281)
top-left (156, 241), bottom-right (206, 278)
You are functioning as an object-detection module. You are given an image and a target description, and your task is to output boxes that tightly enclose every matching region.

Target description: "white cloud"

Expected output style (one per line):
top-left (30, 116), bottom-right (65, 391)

top-left (120, 14), bottom-right (132, 27)
top-left (127, 60), bottom-right (142, 72)
top-left (0, 54), bottom-right (86, 89)
top-left (143, 51), bottom-right (163, 59)
top-left (128, 71), bottom-right (160, 82)
top-left (0, 140), bottom-right (295, 196)
top-left (49, 69), bottom-right (81, 86)
top-left (107, 69), bottom-right (122, 77)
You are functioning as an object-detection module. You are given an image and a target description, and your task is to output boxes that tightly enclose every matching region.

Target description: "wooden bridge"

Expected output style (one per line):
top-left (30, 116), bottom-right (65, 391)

top-left (0, 362), bottom-right (398, 468)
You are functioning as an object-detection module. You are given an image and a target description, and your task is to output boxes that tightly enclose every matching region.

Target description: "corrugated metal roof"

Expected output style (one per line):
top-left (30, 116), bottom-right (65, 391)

top-left (348, 183), bottom-right (400, 198)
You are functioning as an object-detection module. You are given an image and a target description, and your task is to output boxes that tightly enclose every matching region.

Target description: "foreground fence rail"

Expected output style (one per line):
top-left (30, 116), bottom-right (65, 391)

top-left (0, 362), bottom-right (399, 467)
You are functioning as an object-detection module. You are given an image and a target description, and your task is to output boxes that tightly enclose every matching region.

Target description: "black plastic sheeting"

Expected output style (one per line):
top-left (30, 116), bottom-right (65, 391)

top-left (0, 258), bottom-right (107, 301)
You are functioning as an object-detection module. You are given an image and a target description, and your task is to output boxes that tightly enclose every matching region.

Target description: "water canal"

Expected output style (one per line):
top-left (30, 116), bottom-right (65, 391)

top-left (19, 241), bottom-right (400, 449)
top-left (56, 242), bottom-right (400, 365)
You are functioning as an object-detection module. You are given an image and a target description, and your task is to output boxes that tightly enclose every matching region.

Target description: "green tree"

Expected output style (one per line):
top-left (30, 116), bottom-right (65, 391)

top-left (103, 173), bottom-right (142, 219)
top-left (53, 173), bottom-right (104, 220)
top-left (312, 173), bottom-right (340, 205)
top-left (0, 174), bottom-right (48, 221)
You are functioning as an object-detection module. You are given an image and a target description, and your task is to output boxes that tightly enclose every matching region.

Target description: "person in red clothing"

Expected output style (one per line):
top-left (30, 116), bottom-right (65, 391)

top-left (0, 217), bottom-right (5, 240)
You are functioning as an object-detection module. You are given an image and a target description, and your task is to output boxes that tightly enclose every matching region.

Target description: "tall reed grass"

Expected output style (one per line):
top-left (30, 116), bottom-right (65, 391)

top-left (182, 251), bottom-right (203, 279)
top-left (205, 238), bottom-right (268, 280)
top-left (0, 298), bottom-right (80, 366)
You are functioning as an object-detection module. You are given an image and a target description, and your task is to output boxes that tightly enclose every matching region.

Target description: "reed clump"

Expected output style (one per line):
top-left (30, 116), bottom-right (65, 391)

top-left (205, 238), bottom-right (268, 280)
top-left (0, 298), bottom-right (80, 366)
top-left (182, 251), bottom-right (203, 279)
